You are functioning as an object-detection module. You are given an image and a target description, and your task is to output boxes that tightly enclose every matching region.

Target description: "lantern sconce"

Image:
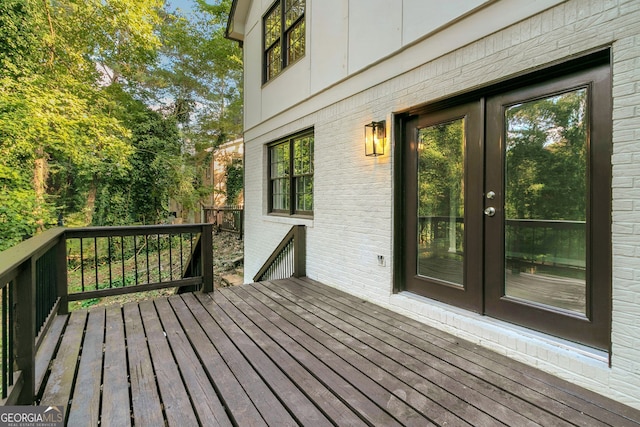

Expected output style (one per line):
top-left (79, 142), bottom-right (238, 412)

top-left (364, 120), bottom-right (386, 157)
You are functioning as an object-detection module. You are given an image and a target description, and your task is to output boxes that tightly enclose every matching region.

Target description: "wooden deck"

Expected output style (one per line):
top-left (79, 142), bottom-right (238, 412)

top-left (37, 277), bottom-right (640, 426)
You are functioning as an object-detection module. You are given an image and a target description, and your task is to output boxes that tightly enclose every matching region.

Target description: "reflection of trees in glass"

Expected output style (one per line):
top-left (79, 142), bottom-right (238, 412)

top-left (505, 89), bottom-right (587, 221)
top-left (418, 119), bottom-right (464, 219)
top-left (294, 136), bottom-right (313, 212)
top-left (417, 119), bottom-right (465, 265)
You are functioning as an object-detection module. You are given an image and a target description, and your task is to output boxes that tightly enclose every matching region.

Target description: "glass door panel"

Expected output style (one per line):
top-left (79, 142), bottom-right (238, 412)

top-left (403, 101), bottom-right (482, 312)
top-left (417, 119), bottom-right (465, 286)
top-left (503, 89), bottom-right (587, 314)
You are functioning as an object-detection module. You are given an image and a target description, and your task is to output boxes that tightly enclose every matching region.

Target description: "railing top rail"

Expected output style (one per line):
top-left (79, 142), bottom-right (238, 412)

top-left (0, 227), bottom-right (65, 284)
top-left (65, 223), bottom-right (207, 238)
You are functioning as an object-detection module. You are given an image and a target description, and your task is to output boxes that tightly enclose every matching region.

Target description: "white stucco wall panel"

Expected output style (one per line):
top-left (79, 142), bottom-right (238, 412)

top-left (310, 0), bottom-right (349, 93)
top-left (242, 21), bottom-right (262, 132)
top-left (347, 0), bottom-right (403, 73)
top-left (401, 0), bottom-right (489, 44)
top-left (242, 0), bottom-right (640, 409)
top-left (261, 57), bottom-right (312, 117)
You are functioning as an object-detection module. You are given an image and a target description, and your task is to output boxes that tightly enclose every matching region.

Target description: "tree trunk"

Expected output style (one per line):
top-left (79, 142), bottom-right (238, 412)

top-left (85, 175), bottom-right (97, 225)
top-left (33, 148), bottom-right (48, 232)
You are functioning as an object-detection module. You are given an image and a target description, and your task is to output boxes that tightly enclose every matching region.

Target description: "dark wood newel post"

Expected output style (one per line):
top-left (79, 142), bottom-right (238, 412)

top-left (15, 259), bottom-right (35, 404)
top-left (201, 224), bottom-right (214, 293)
top-left (293, 225), bottom-right (306, 278)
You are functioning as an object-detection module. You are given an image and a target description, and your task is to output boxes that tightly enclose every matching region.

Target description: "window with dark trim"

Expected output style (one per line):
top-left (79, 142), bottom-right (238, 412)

top-left (269, 130), bottom-right (313, 216)
top-left (263, 0), bottom-right (306, 82)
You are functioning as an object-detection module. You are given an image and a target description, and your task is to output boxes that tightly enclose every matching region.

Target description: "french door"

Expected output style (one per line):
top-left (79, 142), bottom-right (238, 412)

top-left (402, 62), bottom-right (611, 349)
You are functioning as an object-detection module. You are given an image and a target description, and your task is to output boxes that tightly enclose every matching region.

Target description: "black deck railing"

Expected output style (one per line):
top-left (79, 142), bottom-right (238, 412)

top-left (0, 224), bottom-right (214, 405)
top-left (205, 205), bottom-right (243, 236)
top-left (65, 225), bottom-right (213, 303)
top-left (253, 225), bottom-right (305, 282)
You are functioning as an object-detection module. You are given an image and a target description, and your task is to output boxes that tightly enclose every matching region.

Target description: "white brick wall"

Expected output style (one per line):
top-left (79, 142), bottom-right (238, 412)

top-left (244, 0), bottom-right (640, 408)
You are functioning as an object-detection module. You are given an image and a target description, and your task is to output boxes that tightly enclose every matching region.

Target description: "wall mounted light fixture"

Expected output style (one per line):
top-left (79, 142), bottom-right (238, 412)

top-left (365, 120), bottom-right (386, 157)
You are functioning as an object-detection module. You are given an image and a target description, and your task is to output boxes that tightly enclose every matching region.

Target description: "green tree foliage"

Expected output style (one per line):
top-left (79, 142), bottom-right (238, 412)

top-left (0, 0), bottom-right (40, 78)
top-left (93, 90), bottom-right (184, 225)
top-left (417, 119), bottom-right (464, 219)
top-left (225, 162), bottom-right (243, 205)
top-left (152, 0), bottom-right (243, 148)
top-left (505, 89), bottom-right (587, 221)
top-left (0, 0), bottom-right (241, 249)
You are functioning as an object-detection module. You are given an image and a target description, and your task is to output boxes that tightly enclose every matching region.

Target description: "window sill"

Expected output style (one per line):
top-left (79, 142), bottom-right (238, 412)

top-left (264, 213), bottom-right (314, 228)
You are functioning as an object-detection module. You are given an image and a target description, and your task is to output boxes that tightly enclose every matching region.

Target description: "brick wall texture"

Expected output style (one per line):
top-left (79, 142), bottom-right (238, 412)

top-left (244, 0), bottom-right (640, 408)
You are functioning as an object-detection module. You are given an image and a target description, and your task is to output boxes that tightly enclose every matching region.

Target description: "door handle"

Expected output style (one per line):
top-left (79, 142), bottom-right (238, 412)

top-left (484, 207), bottom-right (496, 217)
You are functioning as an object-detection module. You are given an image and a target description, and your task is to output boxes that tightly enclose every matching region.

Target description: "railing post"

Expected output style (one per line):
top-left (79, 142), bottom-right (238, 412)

top-left (293, 225), bottom-right (306, 278)
top-left (56, 234), bottom-right (68, 315)
top-left (201, 224), bottom-right (214, 293)
top-left (15, 260), bottom-right (35, 404)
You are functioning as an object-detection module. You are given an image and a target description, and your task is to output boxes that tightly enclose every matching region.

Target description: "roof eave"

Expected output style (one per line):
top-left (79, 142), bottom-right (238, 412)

top-left (225, 0), bottom-right (248, 46)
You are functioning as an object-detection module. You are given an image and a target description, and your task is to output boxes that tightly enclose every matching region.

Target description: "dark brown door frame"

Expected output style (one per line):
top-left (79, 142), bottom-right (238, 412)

top-left (484, 63), bottom-right (612, 350)
top-left (395, 50), bottom-right (611, 351)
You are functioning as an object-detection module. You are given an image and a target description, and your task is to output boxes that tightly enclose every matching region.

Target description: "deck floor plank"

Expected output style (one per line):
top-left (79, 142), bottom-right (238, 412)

top-left (101, 305), bottom-right (131, 427)
top-left (215, 288), bottom-right (373, 427)
top-left (182, 293), bottom-right (295, 426)
top-left (237, 282), bottom-right (460, 426)
top-left (123, 302), bottom-right (165, 427)
top-left (139, 299), bottom-right (199, 427)
top-left (198, 291), bottom-right (334, 427)
top-left (40, 309), bottom-right (87, 418)
top-left (36, 278), bottom-right (640, 426)
top-left (259, 280), bottom-right (518, 427)
top-left (229, 284), bottom-right (415, 427)
top-left (271, 278), bottom-right (569, 426)
top-left (35, 313), bottom-right (67, 395)
top-left (67, 308), bottom-right (106, 427)
top-left (295, 276), bottom-right (635, 427)
top-left (167, 295), bottom-right (268, 427)
top-left (153, 297), bottom-right (233, 427)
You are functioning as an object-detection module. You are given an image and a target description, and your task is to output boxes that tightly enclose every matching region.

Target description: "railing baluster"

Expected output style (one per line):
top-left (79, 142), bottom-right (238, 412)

top-left (2, 285), bottom-right (8, 399)
top-left (94, 237), bottom-right (99, 291)
top-left (108, 237), bottom-right (113, 288)
top-left (8, 283), bottom-right (14, 391)
top-left (180, 234), bottom-right (184, 273)
top-left (157, 234), bottom-right (162, 283)
top-left (80, 238), bottom-right (85, 293)
top-left (146, 235), bottom-right (150, 285)
top-left (120, 236), bottom-right (125, 287)
top-left (134, 235), bottom-right (138, 286)
top-left (254, 225), bottom-right (305, 282)
top-left (169, 235), bottom-right (173, 282)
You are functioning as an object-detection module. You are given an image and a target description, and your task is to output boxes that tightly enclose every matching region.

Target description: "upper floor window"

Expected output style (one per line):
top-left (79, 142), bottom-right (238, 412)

top-left (269, 130), bottom-right (313, 216)
top-left (263, 0), bottom-right (306, 83)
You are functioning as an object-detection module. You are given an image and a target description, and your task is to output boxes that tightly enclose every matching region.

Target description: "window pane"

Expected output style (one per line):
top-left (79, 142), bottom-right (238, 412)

top-left (270, 143), bottom-right (289, 178)
top-left (272, 179), bottom-right (290, 210)
top-left (416, 118), bottom-right (465, 286)
top-left (265, 4), bottom-right (281, 46)
top-left (295, 175), bottom-right (313, 211)
top-left (504, 89), bottom-right (587, 314)
top-left (287, 20), bottom-right (305, 64)
top-left (267, 45), bottom-right (282, 80)
top-left (285, 0), bottom-right (304, 27)
top-left (293, 135), bottom-right (313, 175)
